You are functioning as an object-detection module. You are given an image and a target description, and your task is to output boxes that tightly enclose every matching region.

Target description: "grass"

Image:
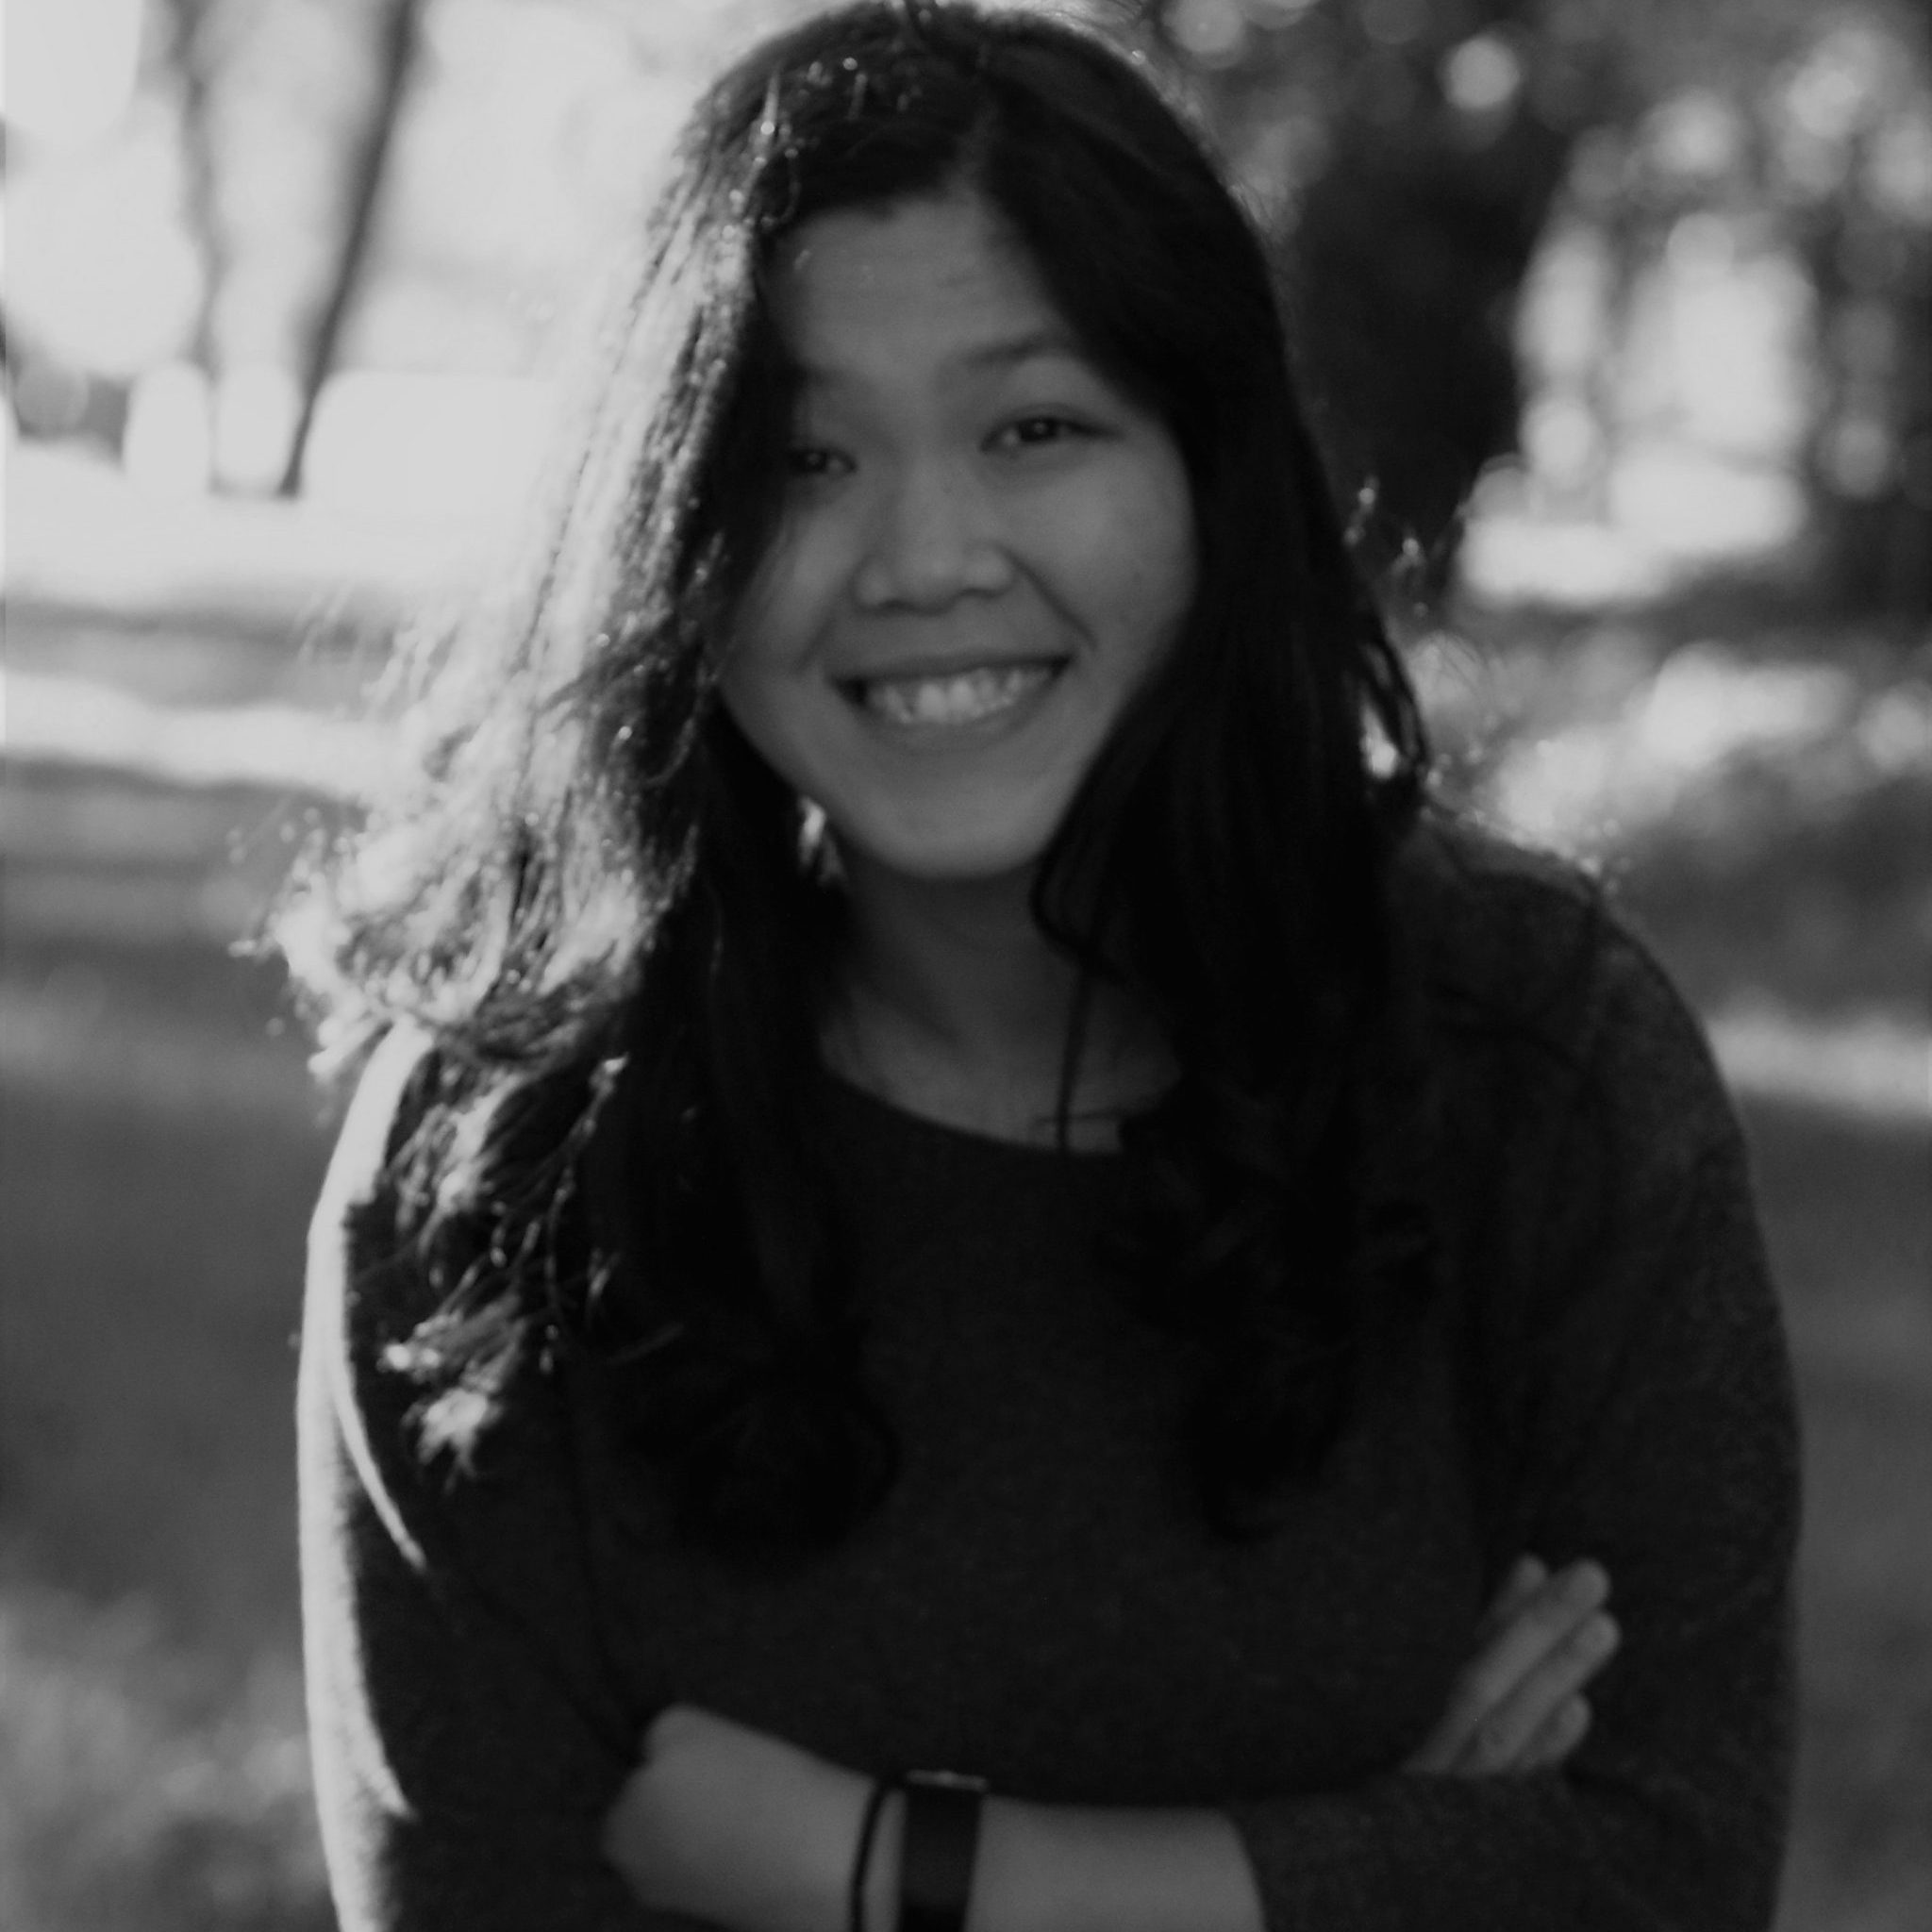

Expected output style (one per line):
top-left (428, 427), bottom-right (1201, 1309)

top-left (0, 1558), bottom-right (331, 1932)
top-left (1750, 1100), bottom-right (1932, 1932)
top-left (1, 570), bottom-right (1926, 1928)
top-left (0, 936), bottom-right (337, 1932)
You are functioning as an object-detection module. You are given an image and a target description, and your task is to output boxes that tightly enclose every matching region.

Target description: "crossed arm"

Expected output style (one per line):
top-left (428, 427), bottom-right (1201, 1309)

top-left (304, 950), bottom-right (1798, 1932)
top-left (603, 1556), bottom-right (1620, 1932)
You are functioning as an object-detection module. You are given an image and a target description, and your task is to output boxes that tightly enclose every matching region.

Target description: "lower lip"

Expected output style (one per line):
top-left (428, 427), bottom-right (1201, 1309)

top-left (842, 662), bottom-right (1068, 742)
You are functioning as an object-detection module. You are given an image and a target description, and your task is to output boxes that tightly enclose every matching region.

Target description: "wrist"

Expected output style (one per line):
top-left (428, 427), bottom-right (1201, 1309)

top-left (854, 1769), bottom-right (993, 1932)
top-left (971, 1796), bottom-right (1262, 1932)
top-left (858, 1786), bottom-right (907, 1932)
top-left (823, 1764), bottom-right (896, 1932)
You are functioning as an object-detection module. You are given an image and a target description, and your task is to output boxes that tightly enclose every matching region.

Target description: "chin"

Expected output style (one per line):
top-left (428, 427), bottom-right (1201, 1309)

top-left (843, 816), bottom-right (1059, 891)
top-left (887, 843), bottom-right (1048, 887)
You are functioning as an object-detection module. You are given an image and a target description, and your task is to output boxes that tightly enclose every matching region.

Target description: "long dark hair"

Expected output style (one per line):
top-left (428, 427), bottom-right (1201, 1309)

top-left (281, 0), bottom-right (1431, 1553)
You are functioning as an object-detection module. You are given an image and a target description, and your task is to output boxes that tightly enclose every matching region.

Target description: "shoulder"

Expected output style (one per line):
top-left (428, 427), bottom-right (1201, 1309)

top-left (296, 1036), bottom-right (645, 1788)
top-left (304, 1025), bottom-right (602, 1472)
top-left (1391, 812), bottom-right (1718, 1105)
top-left (307, 1021), bottom-right (445, 1353)
top-left (1391, 813), bottom-right (1611, 1020)
top-left (299, 1024), bottom-right (592, 1556)
top-left (312, 1022), bottom-right (440, 1221)
top-left (1379, 814), bottom-right (1751, 1291)
top-left (1383, 828), bottom-right (1788, 1502)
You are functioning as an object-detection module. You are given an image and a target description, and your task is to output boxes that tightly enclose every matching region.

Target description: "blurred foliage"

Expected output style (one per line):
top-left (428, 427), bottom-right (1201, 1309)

top-left (1413, 595), bottom-right (1932, 1014)
top-left (1136, 0), bottom-right (1932, 614)
top-left (7, 0), bottom-right (1926, 607)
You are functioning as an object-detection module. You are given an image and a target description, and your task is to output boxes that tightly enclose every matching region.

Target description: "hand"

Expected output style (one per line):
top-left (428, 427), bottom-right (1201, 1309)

top-left (601, 1704), bottom-right (865, 1932)
top-left (1404, 1556), bottom-right (1620, 1777)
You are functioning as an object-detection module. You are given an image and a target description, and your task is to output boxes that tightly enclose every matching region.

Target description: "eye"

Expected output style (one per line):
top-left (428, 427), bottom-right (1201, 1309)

top-left (784, 443), bottom-right (852, 482)
top-left (992, 414), bottom-right (1090, 454)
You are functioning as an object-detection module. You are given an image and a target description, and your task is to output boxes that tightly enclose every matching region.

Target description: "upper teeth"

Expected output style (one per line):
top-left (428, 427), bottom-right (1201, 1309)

top-left (859, 664), bottom-right (1054, 726)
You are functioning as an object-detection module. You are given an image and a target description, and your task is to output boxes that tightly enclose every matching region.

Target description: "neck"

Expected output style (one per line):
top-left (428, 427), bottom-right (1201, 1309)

top-left (827, 852), bottom-right (1170, 1146)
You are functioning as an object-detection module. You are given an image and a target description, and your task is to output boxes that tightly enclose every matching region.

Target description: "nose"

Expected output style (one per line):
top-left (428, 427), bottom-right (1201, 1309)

top-left (852, 457), bottom-right (1015, 611)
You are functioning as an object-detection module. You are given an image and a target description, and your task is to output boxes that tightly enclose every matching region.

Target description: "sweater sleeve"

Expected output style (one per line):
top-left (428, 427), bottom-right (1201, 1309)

top-left (297, 1028), bottom-right (688, 1932)
top-left (1223, 908), bottom-right (1801, 1932)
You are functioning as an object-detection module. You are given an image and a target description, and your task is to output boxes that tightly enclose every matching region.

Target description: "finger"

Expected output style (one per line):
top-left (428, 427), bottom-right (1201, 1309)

top-left (1405, 1559), bottom-right (1550, 1774)
top-left (1406, 1560), bottom-right (1610, 1775)
top-left (1426, 1561), bottom-right (1610, 1770)
top-left (1452, 1610), bottom-right (1619, 1775)
top-left (1517, 1694), bottom-right (1592, 1772)
top-left (1474, 1555), bottom-right (1549, 1646)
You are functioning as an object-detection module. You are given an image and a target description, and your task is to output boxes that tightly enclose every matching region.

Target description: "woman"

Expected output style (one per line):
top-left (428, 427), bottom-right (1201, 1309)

top-left (289, 5), bottom-right (1800, 1930)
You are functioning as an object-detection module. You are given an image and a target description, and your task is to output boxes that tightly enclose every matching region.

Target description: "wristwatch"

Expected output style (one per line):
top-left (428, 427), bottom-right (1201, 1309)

top-left (898, 1767), bottom-right (990, 1932)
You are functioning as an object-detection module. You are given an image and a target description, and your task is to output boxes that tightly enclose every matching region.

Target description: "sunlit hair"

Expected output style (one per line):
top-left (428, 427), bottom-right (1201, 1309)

top-left (281, 0), bottom-right (1431, 1553)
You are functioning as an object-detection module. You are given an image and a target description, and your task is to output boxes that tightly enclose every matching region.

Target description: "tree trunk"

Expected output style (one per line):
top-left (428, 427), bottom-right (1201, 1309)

top-left (277, 0), bottom-right (425, 499)
top-left (160, 0), bottom-right (231, 378)
top-left (1135, 0), bottom-right (1576, 609)
top-left (1281, 104), bottom-right (1574, 607)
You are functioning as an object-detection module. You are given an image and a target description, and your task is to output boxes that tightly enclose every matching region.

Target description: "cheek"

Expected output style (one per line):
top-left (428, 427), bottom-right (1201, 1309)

top-left (715, 591), bottom-right (801, 758)
top-left (1130, 518), bottom-right (1198, 631)
top-left (729, 513), bottom-right (842, 674)
top-left (1097, 469), bottom-right (1197, 650)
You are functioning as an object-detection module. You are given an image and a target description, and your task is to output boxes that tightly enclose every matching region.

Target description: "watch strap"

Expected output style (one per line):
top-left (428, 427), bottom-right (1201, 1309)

top-left (898, 1768), bottom-right (988, 1932)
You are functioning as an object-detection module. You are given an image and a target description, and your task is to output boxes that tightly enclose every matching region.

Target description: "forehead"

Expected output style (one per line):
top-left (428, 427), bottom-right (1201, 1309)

top-left (769, 193), bottom-right (1080, 381)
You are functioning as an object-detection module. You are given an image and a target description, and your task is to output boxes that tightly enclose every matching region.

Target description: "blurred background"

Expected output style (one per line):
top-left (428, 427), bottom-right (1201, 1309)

top-left (1, 0), bottom-right (1926, 1924)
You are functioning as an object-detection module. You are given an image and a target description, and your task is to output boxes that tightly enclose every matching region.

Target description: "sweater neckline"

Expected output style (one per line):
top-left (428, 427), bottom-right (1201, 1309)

top-left (820, 1064), bottom-right (1131, 1167)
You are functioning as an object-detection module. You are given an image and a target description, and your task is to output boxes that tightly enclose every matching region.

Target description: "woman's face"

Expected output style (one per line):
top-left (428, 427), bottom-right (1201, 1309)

top-left (720, 192), bottom-right (1197, 891)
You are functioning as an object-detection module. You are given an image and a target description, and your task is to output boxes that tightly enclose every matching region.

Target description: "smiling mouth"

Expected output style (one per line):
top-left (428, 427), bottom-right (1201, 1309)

top-left (845, 660), bottom-right (1065, 729)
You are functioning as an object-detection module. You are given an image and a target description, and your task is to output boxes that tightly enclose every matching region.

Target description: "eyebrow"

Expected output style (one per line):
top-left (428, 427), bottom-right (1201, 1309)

top-left (958, 326), bottom-right (1086, 371)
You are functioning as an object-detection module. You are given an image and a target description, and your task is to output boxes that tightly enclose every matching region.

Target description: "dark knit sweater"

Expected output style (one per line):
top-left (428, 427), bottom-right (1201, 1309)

top-left (298, 826), bottom-right (1800, 1932)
